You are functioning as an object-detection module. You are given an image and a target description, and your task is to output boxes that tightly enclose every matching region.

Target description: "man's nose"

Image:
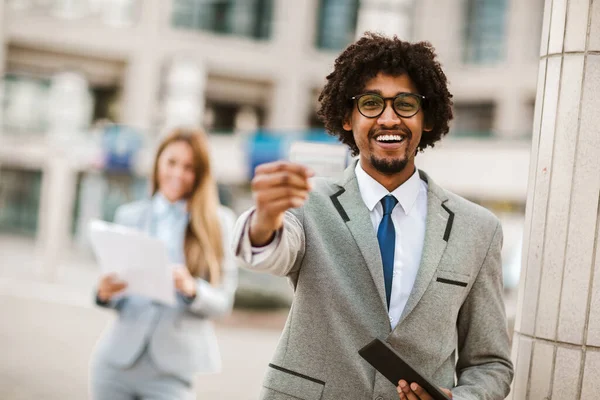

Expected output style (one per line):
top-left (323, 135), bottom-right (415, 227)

top-left (377, 101), bottom-right (401, 127)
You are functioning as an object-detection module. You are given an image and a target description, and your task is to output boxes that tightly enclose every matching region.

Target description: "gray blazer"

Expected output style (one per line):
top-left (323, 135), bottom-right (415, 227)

top-left (233, 163), bottom-right (513, 400)
top-left (94, 200), bottom-right (238, 383)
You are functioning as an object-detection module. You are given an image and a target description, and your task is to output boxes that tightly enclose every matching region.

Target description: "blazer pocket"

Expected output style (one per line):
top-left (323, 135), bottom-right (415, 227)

top-left (264, 364), bottom-right (325, 400)
top-left (435, 270), bottom-right (470, 288)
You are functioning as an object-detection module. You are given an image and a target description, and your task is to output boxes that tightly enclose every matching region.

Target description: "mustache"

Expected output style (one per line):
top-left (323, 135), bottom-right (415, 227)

top-left (369, 126), bottom-right (412, 139)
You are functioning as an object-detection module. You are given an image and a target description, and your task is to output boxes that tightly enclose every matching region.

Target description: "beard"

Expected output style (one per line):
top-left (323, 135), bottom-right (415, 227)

top-left (368, 126), bottom-right (412, 175)
top-left (370, 154), bottom-right (409, 175)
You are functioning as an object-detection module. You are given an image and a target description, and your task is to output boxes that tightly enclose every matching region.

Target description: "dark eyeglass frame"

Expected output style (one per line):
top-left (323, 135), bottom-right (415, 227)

top-left (350, 92), bottom-right (426, 119)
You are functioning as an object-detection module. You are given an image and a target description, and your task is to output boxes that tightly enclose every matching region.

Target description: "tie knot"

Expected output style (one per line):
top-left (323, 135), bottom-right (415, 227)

top-left (380, 195), bottom-right (398, 216)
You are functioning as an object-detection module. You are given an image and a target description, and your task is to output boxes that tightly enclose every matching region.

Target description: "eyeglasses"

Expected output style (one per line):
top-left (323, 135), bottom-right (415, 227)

top-left (350, 93), bottom-right (426, 119)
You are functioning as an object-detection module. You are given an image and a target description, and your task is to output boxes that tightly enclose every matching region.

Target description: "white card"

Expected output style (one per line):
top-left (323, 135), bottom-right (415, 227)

top-left (288, 141), bottom-right (349, 179)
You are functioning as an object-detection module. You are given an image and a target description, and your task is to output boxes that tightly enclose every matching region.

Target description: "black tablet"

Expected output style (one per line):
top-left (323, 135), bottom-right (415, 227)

top-left (358, 338), bottom-right (451, 400)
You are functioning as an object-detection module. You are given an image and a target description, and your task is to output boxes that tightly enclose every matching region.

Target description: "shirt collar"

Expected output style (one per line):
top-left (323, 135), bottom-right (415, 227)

top-left (152, 192), bottom-right (188, 218)
top-left (355, 161), bottom-right (422, 215)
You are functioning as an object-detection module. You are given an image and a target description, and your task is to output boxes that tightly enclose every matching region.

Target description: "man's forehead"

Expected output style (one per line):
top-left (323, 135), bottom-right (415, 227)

top-left (360, 72), bottom-right (418, 94)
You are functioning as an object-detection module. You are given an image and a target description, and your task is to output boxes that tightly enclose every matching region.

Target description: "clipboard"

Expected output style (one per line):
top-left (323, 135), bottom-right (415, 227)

top-left (88, 219), bottom-right (176, 306)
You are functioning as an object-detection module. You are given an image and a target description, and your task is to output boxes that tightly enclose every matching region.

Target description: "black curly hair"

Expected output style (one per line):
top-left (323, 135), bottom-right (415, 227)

top-left (317, 32), bottom-right (453, 156)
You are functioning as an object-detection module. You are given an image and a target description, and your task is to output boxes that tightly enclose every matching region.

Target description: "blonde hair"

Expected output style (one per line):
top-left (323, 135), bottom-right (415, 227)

top-left (151, 128), bottom-right (223, 285)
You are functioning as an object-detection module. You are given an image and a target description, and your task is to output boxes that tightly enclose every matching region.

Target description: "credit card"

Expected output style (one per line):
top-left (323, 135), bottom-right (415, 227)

top-left (288, 141), bottom-right (349, 179)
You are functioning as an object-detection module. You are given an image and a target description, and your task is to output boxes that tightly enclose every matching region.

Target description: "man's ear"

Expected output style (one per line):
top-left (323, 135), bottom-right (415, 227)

top-left (342, 112), bottom-right (352, 131)
top-left (423, 115), bottom-right (434, 132)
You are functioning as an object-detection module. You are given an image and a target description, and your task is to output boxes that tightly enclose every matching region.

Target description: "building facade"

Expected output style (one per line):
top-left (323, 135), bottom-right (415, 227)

top-left (0, 0), bottom-right (543, 279)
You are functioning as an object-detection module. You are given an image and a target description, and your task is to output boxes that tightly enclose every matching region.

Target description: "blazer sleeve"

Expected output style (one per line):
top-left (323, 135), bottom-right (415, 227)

top-left (184, 207), bottom-right (239, 318)
top-left (231, 207), bottom-right (306, 278)
top-left (453, 221), bottom-right (514, 400)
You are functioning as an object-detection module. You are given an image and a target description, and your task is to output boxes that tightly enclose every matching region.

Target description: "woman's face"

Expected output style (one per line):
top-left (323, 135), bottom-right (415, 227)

top-left (156, 140), bottom-right (196, 203)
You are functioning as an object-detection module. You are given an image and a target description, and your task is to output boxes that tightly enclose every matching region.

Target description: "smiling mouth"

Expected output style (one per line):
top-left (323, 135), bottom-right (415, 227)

top-left (374, 134), bottom-right (407, 144)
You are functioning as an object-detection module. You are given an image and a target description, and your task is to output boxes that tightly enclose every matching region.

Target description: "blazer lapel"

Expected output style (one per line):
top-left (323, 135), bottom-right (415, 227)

top-left (397, 171), bottom-right (454, 325)
top-left (330, 162), bottom-right (388, 311)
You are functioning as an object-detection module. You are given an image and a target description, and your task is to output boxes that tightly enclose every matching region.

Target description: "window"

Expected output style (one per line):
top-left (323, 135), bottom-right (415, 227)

top-left (172, 0), bottom-right (273, 40)
top-left (316, 0), bottom-right (360, 50)
top-left (452, 102), bottom-right (495, 137)
top-left (91, 86), bottom-right (121, 123)
top-left (205, 102), bottom-right (265, 133)
top-left (0, 168), bottom-right (42, 236)
top-left (1, 75), bottom-right (50, 135)
top-left (463, 0), bottom-right (508, 64)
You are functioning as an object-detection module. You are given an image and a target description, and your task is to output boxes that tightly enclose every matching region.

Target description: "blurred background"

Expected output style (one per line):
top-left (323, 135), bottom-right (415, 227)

top-left (0, 0), bottom-right (543, 398)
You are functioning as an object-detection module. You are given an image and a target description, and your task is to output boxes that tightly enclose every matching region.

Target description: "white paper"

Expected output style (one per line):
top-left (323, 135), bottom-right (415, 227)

top-left (288, 141), bottom-right (349, 179)
top-left (88, 219), bottom-right (176, 306)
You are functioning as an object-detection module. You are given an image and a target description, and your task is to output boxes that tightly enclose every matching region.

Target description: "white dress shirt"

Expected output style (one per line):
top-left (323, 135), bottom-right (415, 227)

top-left (251, 162), bottom-right (428, 329)
top-left (151, 192), bottom-right (189, 264)
top-left (354, 162), bottom-right (428, 329)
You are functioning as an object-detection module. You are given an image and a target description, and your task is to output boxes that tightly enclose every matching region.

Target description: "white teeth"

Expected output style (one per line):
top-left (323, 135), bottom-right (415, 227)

top-left (376, 135), bottom-right (404, 142)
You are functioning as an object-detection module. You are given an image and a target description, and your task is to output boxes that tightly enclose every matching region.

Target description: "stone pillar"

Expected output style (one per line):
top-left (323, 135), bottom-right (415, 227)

top-left (267, 0), bottom-right (317, 131)
top-left (268, 77), bottom-right (310, 131)
top-left (234, 106), bottom-right (259, 133)
top-left (35, 71), bottom-right (92, 280)
top-left (120, 0), bottom-right (162, 130)
top-left (355, 0), bottom-right (415, 40)
top-left (35, 157), bottom-right (78, 281)
top-left (161, 59), bottom-right (207, 132)
top-left (268, 0), bottom-right (317, 131)
top-left (510, 1), bottom-right (600, 399)
top-left (46, 71), bottom-right (94, 142)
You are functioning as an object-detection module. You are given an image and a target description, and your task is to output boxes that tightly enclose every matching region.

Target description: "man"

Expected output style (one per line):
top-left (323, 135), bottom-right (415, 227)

top-left (233, 33), bottom-right (513, 400)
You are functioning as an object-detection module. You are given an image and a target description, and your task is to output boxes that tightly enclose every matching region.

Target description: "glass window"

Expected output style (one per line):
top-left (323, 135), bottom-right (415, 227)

top-left (452, 102), bottom-right (495, 137)
top-left (463, 0), bottom-right (508, 64)
top-left (316, 0), bottom-right (360, 50)
top-left (205, 101), bottom-right (266, 133)
top-left (1, 75), bottom-right (50, 135)
top-left (171, 0), bottom-right (273, 40)
top-left (0, 168), bottom-right (42, 236)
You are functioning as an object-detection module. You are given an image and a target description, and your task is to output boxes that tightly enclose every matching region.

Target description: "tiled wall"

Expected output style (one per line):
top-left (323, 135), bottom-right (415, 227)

top-left (510, 0), bottom-right (600, 398)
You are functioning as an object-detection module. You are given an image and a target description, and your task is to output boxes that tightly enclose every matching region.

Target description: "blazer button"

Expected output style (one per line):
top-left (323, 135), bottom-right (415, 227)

top-left (375, 396), bottom-right (384, 400)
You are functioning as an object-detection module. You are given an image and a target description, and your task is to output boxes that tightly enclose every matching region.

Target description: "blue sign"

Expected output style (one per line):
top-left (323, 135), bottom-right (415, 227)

top-left (102, 125), bottom-right (143, 172)
top-left (246, 128), bottom-right (342, 179)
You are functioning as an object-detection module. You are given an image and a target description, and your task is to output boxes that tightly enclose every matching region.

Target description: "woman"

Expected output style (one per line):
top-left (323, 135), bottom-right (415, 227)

top-left (90, 128), bottom-right (237, 400)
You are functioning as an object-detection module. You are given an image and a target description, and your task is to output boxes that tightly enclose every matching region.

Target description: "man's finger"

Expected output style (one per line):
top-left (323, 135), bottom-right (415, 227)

top-left (398, 380), bottom-right (419, 400)
top-left (262, 196), bottom-right (307, 214)
top-left (254, 187), bottom-right (309, 205)
top-left (102, 273), bottom-right (118, 283)
top-left (255, 161), bottom-right (314, 178)
top-left (411, 383), bottom-right (433, 400)
top-left (110, 282), bottom-right (127, 292)
top-left (252, 171), bottom-right (312, 192)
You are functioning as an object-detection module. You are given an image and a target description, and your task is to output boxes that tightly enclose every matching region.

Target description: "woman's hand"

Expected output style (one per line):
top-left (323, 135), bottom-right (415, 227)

top-left (173, 265), bottom-right (197, 299)
top-left (97, 273), bottom-right (127, 302)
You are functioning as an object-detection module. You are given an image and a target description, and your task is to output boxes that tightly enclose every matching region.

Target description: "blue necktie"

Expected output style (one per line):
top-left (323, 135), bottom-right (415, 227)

top-left (377, 195), bottom-right (398, 309)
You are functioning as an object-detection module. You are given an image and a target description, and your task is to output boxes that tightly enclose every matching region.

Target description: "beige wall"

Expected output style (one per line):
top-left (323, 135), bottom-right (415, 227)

top-left (510, 0), bottom-right (600, 398)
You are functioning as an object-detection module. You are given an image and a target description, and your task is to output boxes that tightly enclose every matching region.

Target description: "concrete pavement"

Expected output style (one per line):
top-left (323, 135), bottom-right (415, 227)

top-left (0, 234), bottom-right (289, 400)
top-left (0, 281), bottom-right (287, 400)
top-left (0, 234), bottom-right (517, 399)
